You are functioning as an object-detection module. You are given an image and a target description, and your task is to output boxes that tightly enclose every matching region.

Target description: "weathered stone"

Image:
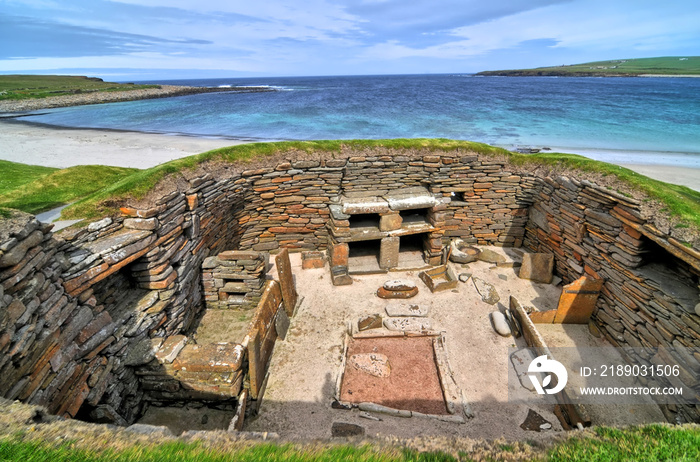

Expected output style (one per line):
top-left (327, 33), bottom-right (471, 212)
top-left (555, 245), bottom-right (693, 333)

top-left (124, 337), bottom-right (162, 366)
top-left (87, 217), bottom-right (112, 232)
top-left (341, 197), bottom-right (390, 215)
top-left (275, 306), bottom-right (290, 339)
top-left (490, 311), bottom-right (512, 337)
top-left (510, 348), bottom-right (537, 391)
top-left (329, 243), bottom-right (349, 267)
top-left (331, 422), bottom-right (365, 437)
top-left (379, 236), bottom-right (399, 269)
top-left (382, 279), bottom-right (416, 291)
top-left (477, 249), bottom-right (506, 264)
top-left (472, 277), bottom-right (500, 305)
top-left (383, 317), bottom-right (432, 332)
top-left (450, 240), bottom-right (480, 264)
top-left (377, 286), bottom-right (418, 299)
top-left (458, 273), bottom-right (472, 283)
top-left (358, 314), bottom-right (383, 331)
top-left (379, 213), bottom-right (402, 231)
top-left (383, 189), bottom-right (436, 211)
top-left (126, 424), bottom-right (175, 438)
top-left (519, 253), bottom-right (554, 284)
top-left (0, 230), bottom-right (43, 268)
top-left (276, 248), bottom-right (298, 316)
top-left (554, 276), bottom-right (603, 324)
top-left (301, 251), bottom-right (325, 269)
top-left (349, 353), bottom-right (391, 377)
top-left (419, 266), bottom-right (458, 293)
top-left (123, 218), bottom-right (158, 230)
top-left (385, 303), bottom-right (429, 317)
top-left (155, 335), bottom-right (187, 363)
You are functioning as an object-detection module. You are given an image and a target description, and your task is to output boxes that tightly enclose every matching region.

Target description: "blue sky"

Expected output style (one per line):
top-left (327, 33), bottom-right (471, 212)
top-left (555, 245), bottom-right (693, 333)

top-left (1, 0), bottom-right (699, 80)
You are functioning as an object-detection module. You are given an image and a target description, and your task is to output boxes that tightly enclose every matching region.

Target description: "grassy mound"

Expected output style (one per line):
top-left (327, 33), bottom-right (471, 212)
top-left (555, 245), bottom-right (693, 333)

top-left (0, 162), bottom-right (138, 214)
top-left (0, 75), bottom-right (158, 101)
top-left (0, 159), bottom-right (57, 194)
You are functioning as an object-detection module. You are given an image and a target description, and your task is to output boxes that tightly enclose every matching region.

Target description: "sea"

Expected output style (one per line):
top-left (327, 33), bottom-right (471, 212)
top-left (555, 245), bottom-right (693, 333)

top-left (19, 74), bottom-right (700, 168)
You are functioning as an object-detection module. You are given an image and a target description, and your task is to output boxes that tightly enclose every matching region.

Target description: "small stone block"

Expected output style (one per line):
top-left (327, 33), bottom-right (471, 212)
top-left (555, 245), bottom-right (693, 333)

top-left (329, 243), bottom-right (349, 267)
top-left (358, 314), bottom-right (383, 331)
top-left (529, 310), bottom-right (556, 324)
top-left (301, 251), bottom-right (325, 269)
top-left (379, 213), bottom-right (402, 231)
top-left (519, 253), bottom-right (554, 284)
top-left (331, 422), bottom-right (365, 437)
top-left (383, 317), bottom-right (432, 332)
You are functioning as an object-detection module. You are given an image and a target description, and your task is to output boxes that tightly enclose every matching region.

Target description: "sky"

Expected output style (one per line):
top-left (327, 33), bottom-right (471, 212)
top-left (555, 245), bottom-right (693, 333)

top-left (1, 0), bottom-right (699, 81)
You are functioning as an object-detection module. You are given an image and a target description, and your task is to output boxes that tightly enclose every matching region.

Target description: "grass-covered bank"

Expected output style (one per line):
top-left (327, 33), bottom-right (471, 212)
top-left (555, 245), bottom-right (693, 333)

top-left (0, 424), bottom-right (698, 462)
top-left (0, 75), bottom-right (158, 101)
top-left (477, 56), bottom-right (700, 77)
top-left (0, 160), bottom-right (137, 214)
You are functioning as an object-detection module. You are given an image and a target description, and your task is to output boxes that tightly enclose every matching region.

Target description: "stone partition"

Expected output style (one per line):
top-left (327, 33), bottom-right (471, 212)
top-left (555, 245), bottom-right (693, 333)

top-left (1, 147), bottom-right (699, 426)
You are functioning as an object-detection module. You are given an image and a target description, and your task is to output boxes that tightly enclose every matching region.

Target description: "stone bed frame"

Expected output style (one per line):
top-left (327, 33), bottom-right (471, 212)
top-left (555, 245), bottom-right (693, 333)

top-left (1, 148), bottom-right (698, 428)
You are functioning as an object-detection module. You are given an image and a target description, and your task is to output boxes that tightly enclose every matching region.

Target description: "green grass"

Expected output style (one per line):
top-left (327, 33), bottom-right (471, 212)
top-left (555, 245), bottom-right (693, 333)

top-left (0, 439), bottom-right (456, 462)
top-left (0, 424), bottom-right (698, 461)
top-left (0, 159), bottom-right (57, 194)
top-left (0, 75), bottom-right (159, 101)
top-left (549, 424), bottom-right (700, 461)
top-left (477, 56), bottom-right (700, 76)
top-left (510, 151), bottom-right (700, 229)
top-left (0, 163), bottom-right (138, 214)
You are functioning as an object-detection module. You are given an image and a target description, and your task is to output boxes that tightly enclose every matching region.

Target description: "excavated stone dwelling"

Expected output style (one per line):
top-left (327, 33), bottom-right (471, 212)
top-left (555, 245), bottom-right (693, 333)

top-left (0, 145), bottom-right (698, 433)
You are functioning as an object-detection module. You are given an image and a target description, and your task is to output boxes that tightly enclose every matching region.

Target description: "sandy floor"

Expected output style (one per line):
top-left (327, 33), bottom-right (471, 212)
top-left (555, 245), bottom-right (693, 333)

top-left (0, 120), bottom-right (242, 169)
top-left (243, 250), bottom-right (570, 441)
top-left (0, 120), bottom-right (698, 191)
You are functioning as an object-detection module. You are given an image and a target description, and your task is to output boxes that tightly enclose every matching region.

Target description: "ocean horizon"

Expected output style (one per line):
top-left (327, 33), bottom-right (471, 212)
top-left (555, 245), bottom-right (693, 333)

top-left (17, 74), bottom-right (700, 168)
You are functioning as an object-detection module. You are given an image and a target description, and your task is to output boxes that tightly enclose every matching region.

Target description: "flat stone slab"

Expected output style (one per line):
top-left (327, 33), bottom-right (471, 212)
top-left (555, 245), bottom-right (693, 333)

top-left (510, 348), bottom-right (537, 391)
top-left (383, 192), bottom-right (437, 211)
top-left (519, 253), bottom-right (554, 284)
top-left (84, 228), bottom-right (153, 256)
top-left (341, 196), bottom-right (390, 215)
top-left (383, 317), bottom-right (432, 332)
top-left (349, 353), bottom-right (391, 377)
top-left (383, 279), bottom-right (416, 291)
top-left (385, 303), bottom-right (429, 317)
top-left (472, 277), bottom-right (500, 305)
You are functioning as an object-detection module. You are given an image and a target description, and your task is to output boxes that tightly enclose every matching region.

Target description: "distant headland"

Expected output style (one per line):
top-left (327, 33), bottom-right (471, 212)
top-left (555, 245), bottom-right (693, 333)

top-left (0, 75), bottom-right (274, 113)
top-left (476, 56), bottom-right (700, 77)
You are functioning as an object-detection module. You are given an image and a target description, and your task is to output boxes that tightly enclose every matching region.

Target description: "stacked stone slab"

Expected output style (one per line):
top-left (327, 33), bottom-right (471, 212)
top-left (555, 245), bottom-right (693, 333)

top-left (202, 250), bottom-right (268, 310)
top-left (523, 176), bottom-right (700, 423)
top-left (326, 186), bottom-right (446, 272)
top-left (1, 147), bottom-right (699, 427)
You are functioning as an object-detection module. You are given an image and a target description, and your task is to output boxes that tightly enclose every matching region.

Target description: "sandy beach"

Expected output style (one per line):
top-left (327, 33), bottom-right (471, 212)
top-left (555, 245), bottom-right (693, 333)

top-left (0, 120), bottom-right (243, 169)
top-left (1, 119), bottom-right (698, 191)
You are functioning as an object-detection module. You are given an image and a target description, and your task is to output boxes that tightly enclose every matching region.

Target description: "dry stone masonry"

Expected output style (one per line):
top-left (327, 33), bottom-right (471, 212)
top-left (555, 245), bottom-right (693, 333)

top-left (1, 147), bottom-right (698, 428)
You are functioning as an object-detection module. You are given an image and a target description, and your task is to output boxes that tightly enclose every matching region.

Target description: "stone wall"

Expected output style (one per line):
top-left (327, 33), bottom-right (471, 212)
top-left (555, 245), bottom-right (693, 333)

top-left (523, 176), bottom-right (700, 423)
top-left (1, 148), bottom-right (699, 425)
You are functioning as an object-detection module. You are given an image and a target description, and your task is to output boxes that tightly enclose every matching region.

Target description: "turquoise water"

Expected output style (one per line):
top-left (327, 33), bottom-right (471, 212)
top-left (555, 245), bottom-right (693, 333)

top-left (19, 74), bottom-right (700, 167)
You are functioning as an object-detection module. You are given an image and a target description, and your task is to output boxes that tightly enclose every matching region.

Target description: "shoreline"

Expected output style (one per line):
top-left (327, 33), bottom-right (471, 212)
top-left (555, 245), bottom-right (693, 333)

top-left (0, 84), bottom-right (273, 113)
top-left (0, 119), bottom-right (698, 191)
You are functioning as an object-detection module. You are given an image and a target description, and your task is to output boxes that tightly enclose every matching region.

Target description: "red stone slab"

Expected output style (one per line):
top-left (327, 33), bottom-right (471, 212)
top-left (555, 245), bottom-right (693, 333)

top-left (340, 336), bottom-right (449, 415)
top-left (275, 248), bottom-right (298, 316)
